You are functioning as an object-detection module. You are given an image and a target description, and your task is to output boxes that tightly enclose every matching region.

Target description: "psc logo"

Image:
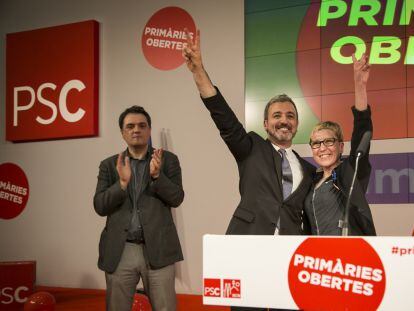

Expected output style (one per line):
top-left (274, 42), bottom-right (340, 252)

top-left (13, 80), bottom-right (87, 126)
top-left (6, 20), bottom-right (99, 142)
top-left (203, 278), bottom-right (241, 299)
top-left (1, 286), bottom-right (29, 305)
top-left (204, 278), bottom-right (221, 297)
top-left (0, 261), bottom-right (35, 309)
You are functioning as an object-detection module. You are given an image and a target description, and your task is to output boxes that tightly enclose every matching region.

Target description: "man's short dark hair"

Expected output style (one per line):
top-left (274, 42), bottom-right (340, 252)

top-left (263, 94), bottom-right (298, 121)
top-left (118, 106), bottom-right (152, 129)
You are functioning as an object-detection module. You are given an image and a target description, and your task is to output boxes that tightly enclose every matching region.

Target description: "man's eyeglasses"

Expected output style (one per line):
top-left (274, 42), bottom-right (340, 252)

top-left (309, 137), bottom-right (338, 149)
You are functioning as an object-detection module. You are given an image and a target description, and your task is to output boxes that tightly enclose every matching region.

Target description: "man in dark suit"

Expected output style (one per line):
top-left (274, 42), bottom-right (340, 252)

top-left (183, 30), bottom-right (314, 310)
top-left (94, 106), bottom-right (184, 311)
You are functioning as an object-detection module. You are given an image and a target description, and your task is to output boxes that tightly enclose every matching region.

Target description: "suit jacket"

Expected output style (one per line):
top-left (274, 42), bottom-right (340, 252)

top-left (94, 148), bottom-right (184, 273)
top-left (202, 88), bottom-right (315, 235)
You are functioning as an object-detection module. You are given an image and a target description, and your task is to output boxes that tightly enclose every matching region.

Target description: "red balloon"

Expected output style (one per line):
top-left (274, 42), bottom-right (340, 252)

top-left (24, 291), bottom-right (56, 311)
top-left (131, 293), bottom-right (151, 311)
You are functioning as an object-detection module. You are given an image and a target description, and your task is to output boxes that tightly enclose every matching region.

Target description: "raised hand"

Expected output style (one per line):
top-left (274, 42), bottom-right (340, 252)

top-left (352, 53), bottom-right (370, 86)
top-left (352, 53), bottom-right (369, 110)
top-left (150, 148), bottom-right (163, 179)
top-left (116, 153), bottom-right (131, 190)
top-left (182, 29), bottom-right (202, 73)
top-left (182, 28), bottom-right (216, 97)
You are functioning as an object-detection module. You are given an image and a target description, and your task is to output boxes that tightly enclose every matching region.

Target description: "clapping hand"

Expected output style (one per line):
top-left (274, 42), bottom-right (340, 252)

top-left (150, 148), bottom-right (163, 179)
top-left (116, 153), bottom-right (131, 190)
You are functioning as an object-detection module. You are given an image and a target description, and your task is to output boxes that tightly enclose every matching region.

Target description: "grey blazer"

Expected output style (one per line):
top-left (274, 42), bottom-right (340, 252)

top-left (94, 148), bottom-right (184, 273)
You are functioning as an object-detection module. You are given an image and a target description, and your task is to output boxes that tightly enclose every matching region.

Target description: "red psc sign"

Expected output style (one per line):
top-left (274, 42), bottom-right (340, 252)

top-left (0, 261), bottom-right (36, 310)
top-left (6, 20), bottom-right (99, 142)
top-left (204, 278), bottom-right (221, 297)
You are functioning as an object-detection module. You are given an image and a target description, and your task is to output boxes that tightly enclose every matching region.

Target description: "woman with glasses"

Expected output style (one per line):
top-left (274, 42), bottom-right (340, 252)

top-left (303, 53), bottom-right (376, 236)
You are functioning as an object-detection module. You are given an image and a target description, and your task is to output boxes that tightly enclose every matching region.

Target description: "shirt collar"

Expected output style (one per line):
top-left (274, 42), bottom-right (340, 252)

top-left (271, 143), bottom-right (293, 154)
top-left (126, 147), bottom-right (151, 161)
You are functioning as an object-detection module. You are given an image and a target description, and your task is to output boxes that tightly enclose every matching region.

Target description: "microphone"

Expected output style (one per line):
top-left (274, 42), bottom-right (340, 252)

top-left (356, 131), bottom-right (372, 157)
top-left (341, 130), bottom-right (372, 236)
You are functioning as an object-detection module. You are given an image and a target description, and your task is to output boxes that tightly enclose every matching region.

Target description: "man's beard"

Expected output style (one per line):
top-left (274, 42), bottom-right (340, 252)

top-left (266, 126), bottom-right (297, 144)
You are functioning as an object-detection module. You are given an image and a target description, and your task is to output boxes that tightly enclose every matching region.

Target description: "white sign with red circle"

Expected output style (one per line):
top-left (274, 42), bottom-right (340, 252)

top-left (0, 163), bottom-right (29, 219)
top-left (141, 6), bottom-right (196, 70)
top-left (203, 235), bottom-right (414, 310)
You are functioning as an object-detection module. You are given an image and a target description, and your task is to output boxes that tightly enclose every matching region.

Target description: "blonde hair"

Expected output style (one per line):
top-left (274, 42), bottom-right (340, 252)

top-left (310, 121), bottom-right (343, 142)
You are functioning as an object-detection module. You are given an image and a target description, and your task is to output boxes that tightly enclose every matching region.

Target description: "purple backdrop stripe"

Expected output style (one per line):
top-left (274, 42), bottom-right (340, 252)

top-left (409, 153), bottom-right (414, 204)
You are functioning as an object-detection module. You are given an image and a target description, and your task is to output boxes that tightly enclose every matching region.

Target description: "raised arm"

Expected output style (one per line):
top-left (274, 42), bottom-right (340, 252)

top-left (349, 53), bottom-right (372, 186)
top-left (183, 29), bottom-right (216, 98)
top-left (182, 29), bottom-right (253, 161)
top-left (353, 53), bottom-right (370, 111)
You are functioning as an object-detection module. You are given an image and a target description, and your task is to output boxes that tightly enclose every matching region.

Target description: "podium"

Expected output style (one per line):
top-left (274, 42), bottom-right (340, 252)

top-left (203, 235), bottom-right (414, 310)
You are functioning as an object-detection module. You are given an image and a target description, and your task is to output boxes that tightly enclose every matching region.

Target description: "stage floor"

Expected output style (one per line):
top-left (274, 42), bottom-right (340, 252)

top-left (37, 286), bottom-right (229, 310)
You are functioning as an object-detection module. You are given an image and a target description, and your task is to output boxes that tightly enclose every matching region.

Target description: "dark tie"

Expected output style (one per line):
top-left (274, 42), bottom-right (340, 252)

top-left (279, 149), bottom-right (293, 200)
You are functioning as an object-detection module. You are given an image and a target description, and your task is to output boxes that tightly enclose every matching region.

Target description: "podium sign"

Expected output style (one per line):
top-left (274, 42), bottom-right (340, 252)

top-left (203, 235), bottom-right (414, 310)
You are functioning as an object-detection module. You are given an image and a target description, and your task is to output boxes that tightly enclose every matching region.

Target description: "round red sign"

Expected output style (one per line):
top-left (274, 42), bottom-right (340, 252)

top-left (0, 162), bottom-right (30, 219)
top-left (288, 238), bottom-right (386, 311)
top-left (142, 6), bottom-right (196, 70)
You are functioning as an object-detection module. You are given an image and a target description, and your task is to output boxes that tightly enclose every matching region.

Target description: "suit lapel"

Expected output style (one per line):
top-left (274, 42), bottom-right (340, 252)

top-left (141, 147), bottom-right (154, 193)
top-left (120, 149), bottom-right (134, 205)
top-left (267, 140), bottom-right (283, 196)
